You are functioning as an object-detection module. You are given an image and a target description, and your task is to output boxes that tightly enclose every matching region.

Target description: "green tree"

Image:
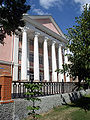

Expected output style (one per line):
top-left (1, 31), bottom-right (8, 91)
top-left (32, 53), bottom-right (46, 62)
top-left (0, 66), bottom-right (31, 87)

top-left (58, 4), bottom-right (90, 87)
top-left (0, 0), bottom-right (30, 44)
top-left (25, 82), bottom-right (42, 120)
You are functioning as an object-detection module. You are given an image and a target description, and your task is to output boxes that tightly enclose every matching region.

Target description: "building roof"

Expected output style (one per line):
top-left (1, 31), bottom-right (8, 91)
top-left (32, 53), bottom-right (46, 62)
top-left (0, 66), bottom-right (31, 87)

top-left (28, 15), bottom-right (65, 38)
top-left (23, 14), bottom-right (67, 44)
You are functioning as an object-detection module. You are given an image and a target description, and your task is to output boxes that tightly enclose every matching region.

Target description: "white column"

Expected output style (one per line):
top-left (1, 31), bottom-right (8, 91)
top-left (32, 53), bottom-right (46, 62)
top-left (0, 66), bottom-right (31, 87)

top-left (13, 35), bottom-right (19, 81)
top-left (58, 44), bottom-right (64, 82)
top-left (64, 49), bottom-right (70, 82)
top-left (27, 40), bottom-right (30, 81)
top-left (52, 41), bottom-right (57, 82)
top-left (21, 29), bottom-right (27, 80)
top-left (43, 37), bottom-right (49, 81)
top-left (34, 32), bottom-right (39, 81)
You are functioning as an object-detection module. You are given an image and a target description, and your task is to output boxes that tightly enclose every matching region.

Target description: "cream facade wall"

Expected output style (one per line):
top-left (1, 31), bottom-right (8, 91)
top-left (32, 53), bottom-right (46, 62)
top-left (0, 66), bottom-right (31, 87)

top-left (0, 35), bottom-right (12, 62)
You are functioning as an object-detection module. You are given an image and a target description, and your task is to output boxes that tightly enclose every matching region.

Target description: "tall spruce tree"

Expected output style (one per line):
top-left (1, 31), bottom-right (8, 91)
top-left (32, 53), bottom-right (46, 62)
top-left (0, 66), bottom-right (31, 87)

top-left (0, 0), bottom-right (30, 44)
top-left (58, 4), bottom-right (90, 86)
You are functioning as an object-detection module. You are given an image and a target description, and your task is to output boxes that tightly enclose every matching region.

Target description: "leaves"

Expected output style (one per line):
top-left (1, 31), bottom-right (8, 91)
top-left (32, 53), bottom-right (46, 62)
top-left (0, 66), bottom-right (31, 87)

top-left (25, 83), bottom-right (43, 120)
top-left (27, 106), bottom-right (40, 111)
top-left (0, 0), bottom-right (30, 43)
top-left (57, 4), bottom-right (90, 86)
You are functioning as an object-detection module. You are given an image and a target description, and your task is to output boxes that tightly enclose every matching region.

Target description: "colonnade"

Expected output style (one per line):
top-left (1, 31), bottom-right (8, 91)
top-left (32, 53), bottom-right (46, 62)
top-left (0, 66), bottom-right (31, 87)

top-left (13, 29), bottom-right (70, 82)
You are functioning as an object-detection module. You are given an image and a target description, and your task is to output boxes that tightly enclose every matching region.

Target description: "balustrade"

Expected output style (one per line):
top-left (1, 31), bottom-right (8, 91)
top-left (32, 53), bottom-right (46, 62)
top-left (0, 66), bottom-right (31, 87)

top-left (12, 81), bottom-right (78, 98)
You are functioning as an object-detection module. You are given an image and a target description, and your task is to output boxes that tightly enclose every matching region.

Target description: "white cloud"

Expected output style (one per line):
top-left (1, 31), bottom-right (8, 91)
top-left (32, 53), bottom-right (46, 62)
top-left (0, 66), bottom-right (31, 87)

top-left (32, 8), bottom-right (50, 15)
top-left (39, 0), bottom-right (89, 11)
top-left (73, 0), bottom-right (90, 11)
top-left (39, 0), bottom-right (63, 9)
top-left (74, 0), bottom-right (89, 4)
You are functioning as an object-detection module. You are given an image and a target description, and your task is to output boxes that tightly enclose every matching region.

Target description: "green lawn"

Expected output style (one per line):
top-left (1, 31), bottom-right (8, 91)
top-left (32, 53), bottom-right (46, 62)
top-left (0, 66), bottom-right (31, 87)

top-left (24, 94), bottom-right (90, 120)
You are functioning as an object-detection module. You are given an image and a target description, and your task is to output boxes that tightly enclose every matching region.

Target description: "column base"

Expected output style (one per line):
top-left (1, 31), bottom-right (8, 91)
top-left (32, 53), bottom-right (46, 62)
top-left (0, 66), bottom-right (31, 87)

top-left (43, 80), bottom-right (47, 82)
top-left (34, 80), bottom-right (39, 82)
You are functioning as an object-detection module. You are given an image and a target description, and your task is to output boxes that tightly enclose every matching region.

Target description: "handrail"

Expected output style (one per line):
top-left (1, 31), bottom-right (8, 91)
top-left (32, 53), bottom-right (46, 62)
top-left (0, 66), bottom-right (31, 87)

top-left (12, 81), bottom-right (79, 98)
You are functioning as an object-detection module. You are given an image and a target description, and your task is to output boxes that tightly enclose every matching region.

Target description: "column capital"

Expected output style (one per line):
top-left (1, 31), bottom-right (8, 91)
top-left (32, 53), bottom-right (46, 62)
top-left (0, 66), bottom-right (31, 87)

top-left (58, 43), bottom-right (63, 47)
top-left (44, 36), bottom-right (49, 42)
top-left (64, 49), bottom-right (68, 53)
top-left (22, 28), bottom-right (27, 32)
top-left (34, 32), bottom-right (40, 37)
top-left (52, 40), bottom-right (56, 45)
top-left (15, 34), bottom-right (19, 39)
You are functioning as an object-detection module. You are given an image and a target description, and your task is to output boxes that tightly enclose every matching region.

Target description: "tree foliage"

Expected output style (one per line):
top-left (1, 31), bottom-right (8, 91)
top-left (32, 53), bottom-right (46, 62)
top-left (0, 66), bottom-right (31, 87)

top-left (0, 0), bottom-right (30, 44)
top-left (25, 82), bottom-right (42, 120)
top-left (58, 4), bottom-right (90, 85)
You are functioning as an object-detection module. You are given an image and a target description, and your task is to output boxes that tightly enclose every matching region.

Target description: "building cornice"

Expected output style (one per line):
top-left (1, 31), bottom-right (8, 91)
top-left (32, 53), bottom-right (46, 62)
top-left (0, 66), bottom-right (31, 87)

top-left (0, 60), bottom-right (13, 65)
top-left (26, 15), bottom-right (65, 38)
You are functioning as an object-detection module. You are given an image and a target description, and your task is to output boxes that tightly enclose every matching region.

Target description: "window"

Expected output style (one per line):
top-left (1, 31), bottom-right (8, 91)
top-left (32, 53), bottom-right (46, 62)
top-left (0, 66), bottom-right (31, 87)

top-left (39, 42), bottom-right (43, 48)
top-left (40, 73), bottom-right (44, 82)
top-left (18, 52), bottom-right (22, 61)
top-left (29, 52), bottom-right (34, 62)
top-left (18, 69), bottom-right (21, 80)
top-left (49, 57), bottom-right (52, 67)
top-left (30, 40), bottom-right (34, 45)
top-left (30, 73), bottom-right (34, 82)
top-left (39, 55), bottom-right (43, 64)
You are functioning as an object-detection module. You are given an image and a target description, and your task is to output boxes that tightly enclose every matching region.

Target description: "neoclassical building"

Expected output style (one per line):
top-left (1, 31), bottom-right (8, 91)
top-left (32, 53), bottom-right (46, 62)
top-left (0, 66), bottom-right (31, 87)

top-left (0, 14), bottom-right (70, 82)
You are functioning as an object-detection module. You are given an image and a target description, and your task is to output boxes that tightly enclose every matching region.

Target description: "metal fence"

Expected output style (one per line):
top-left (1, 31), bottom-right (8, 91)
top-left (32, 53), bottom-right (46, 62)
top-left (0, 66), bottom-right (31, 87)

top-left (12, 81), bottom-right (79, 98)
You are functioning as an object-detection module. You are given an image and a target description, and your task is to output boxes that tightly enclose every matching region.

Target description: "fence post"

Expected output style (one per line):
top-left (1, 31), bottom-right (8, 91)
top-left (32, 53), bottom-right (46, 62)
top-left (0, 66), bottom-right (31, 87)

top-left (61, 80), bottom-right (64, 93)
top-left (0, 75), bottom-right (14, 104)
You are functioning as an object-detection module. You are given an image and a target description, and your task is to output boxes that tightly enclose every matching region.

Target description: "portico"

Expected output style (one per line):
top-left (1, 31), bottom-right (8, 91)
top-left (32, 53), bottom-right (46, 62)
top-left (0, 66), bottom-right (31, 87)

top-left (12, 15), bottom-right (70, 82)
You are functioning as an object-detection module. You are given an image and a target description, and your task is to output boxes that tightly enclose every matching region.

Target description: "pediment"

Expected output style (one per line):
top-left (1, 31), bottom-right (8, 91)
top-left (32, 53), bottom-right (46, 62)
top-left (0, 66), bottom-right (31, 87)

top-left (29, 16), bottom-right (65, 38)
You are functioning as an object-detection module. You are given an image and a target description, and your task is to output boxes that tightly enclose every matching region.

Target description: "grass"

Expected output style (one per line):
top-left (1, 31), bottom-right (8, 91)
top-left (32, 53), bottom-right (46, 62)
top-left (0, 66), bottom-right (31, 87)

top-left (23, 94), bottom-right (90, 120)
top-left (70, 110), bottom-right (90, 120)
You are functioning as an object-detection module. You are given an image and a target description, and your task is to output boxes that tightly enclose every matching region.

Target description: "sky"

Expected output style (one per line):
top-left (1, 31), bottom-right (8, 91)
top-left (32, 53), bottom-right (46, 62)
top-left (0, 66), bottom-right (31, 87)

top-left (26, 0), bottom-right (90, 34)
